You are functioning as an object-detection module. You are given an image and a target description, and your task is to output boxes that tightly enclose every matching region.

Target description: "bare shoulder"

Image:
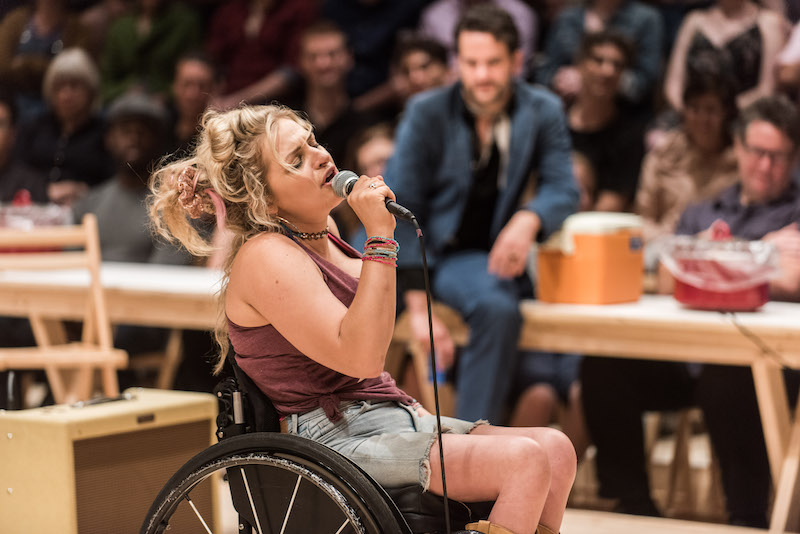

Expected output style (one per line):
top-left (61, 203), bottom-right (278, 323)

top-left (232, 232), bottom-right (316, 280)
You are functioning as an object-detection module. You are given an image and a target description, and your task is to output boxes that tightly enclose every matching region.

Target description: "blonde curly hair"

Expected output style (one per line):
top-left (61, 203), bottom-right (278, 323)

top-left (148, 104), bottom-right (313, 373)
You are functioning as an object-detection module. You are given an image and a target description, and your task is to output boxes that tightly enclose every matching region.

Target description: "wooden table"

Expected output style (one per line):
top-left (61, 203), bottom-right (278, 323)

top-left (0, 262), bottom-right (221, 330)
top-left (1, 267), bottom-right (798, 531)
top-left (394, 296), bottom-right (800, 532)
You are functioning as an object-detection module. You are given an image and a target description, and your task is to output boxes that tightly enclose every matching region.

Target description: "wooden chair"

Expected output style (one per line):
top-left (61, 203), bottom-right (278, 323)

top-left (0, 213), bottom-right (128, 404)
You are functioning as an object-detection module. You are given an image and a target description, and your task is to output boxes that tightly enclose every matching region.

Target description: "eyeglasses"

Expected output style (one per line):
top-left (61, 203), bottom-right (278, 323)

top-left (741, 142), bottom-right (794, 166)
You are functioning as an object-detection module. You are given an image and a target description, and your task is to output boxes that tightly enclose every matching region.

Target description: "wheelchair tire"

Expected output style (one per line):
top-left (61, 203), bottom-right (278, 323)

top-left (140, 432), bottom-right (412, 534)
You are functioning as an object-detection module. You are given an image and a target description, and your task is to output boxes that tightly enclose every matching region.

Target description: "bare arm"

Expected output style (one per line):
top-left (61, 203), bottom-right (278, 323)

top-left (737, 11), bottom-right (788, 109)
top-left (212, 69), bottom-right (294, 110)
top-left (664, 12), bottom-right (700, 111)
top-left (763, 223), bottom-right (800, 301)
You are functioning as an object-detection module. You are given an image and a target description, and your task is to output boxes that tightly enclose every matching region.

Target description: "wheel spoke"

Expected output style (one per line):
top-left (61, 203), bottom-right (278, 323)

top-left (279, 474), bottom-right (302, 534)
top-left (334, 518), bottom-right (350, 534)
top-left (183, 494), bottom-right (214, 534)
top-left (240, 467), bottom-right (265, 534)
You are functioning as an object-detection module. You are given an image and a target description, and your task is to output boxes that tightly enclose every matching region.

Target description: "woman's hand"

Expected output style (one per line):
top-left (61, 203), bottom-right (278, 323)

top-left (346, 174), bottom-right (396, 237)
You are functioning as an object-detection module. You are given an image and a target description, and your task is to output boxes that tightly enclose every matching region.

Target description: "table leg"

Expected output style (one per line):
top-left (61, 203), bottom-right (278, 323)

top-left (751, 359), bottom-right (791, 488)
top-left (770, 395), bottom-right (800, 533)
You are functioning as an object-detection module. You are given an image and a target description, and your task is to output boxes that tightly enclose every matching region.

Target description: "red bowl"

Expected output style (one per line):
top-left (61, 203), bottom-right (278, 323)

top-left (673, 279), bottom-right (769, 311)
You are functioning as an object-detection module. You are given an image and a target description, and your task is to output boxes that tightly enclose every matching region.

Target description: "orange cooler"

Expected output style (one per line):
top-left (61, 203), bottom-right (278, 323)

top-left (537, 212), bottom-right (644, 304)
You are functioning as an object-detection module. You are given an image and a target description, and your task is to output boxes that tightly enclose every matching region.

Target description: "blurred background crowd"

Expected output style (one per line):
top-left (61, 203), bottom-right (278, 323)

top-left (2, 0), bottom-right (800, 526)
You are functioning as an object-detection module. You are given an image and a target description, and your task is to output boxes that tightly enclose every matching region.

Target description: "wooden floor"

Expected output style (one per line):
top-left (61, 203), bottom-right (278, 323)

top-left (562, 509), bottom-right (766, 534)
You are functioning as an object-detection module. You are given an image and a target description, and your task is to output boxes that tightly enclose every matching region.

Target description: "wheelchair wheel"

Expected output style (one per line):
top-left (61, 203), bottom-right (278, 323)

top-left (140, 432), bottom-right (411, 534)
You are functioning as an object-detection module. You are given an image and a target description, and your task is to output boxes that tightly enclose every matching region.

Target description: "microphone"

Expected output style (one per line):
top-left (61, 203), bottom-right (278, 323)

top-left (331, 170), bottom-right (415, 221)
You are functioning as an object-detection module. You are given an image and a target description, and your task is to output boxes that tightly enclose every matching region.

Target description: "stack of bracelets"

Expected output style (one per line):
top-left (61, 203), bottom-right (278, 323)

top-left (362, 236), bottom-right (399, 267)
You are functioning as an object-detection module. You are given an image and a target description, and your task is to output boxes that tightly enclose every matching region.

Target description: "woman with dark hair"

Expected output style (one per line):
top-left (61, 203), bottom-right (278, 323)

top-left (664, 0), bottom-right (788, 112)
top-left (636, 71), bottom-right (740, 246)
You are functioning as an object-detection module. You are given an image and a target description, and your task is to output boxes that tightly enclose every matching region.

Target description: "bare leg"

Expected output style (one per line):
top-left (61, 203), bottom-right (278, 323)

top-left (510, 383), bottom-right (558, 428)
top-left (559, 382), bottom-right (590, 461)
top-left (427, 426), bottom-right (576, 534)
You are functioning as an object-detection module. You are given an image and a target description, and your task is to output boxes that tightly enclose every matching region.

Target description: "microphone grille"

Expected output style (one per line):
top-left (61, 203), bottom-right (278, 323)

top-left (331, 170), bottom-right (358, 198)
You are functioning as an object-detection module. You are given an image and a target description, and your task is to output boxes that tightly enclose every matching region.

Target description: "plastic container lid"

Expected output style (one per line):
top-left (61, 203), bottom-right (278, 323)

top-left (541, 212), bottom-right (643, 254)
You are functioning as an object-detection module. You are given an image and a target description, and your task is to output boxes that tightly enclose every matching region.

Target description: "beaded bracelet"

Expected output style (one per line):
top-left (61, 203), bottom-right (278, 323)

top-left (362, 235), bottom-right (399, 267)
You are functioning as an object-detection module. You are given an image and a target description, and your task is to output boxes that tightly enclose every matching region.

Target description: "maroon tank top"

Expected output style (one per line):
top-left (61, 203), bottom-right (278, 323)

top-left (227, 232), bottom-right (413, 421)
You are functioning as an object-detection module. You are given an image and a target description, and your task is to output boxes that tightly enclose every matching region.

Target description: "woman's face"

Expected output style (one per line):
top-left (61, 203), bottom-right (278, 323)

top-left (52, 78), bottom-right (93, 124)
top-left (266, 118), bottom-right (339, 223)
top-left (683, 92), bottom-right (727, 152)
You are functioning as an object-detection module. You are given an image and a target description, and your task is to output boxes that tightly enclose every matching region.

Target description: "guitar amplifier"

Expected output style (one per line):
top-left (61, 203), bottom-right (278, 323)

top-left (0, 388), bottom-right (217, 534)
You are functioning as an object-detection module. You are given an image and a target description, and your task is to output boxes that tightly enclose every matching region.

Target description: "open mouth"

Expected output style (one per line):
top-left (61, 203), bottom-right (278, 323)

top-left (323, 167), bottom-right (336, 185)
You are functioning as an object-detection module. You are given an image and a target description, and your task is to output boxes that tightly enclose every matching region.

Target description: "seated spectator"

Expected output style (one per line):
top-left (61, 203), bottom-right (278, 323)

top-left (664, 0), bottom-right (788, 112)
top-left (281, 21), bottom-right (375, 167)
top-left (206, 0), bottom-right (317, 110)
top-left (636, 72), bottom-right (739, 251)
top-left (17, 48), bottom-right (111, 207)
top-left (73, 91), bottom-right (191, 358)
top-left (536, 0), bottom-right (663, 109)
top-left (337, 122), bottom-right (396, 243)
top-left (79, 0), bottom-right (131, 59)
top-left (321, 0), bottom-right (427, 113)
top-left (581, 95), bottom-right (800, 524)
top-left (777, 20), bottom-right (800, 101)
top-left (568, 31), bottom-right (647, 211)
top-left (418, 0), bottom-right (538, 77)
top-left (0, 0), bottom-right (90, 122)
top-left (167, 51), bottom-right (219, 159)
top-left (389, 33), bottom-right (451, 116)
top-left (100, 0), bottom-right (200, 104)
top-left (0, 86), bottom-right (46, 203)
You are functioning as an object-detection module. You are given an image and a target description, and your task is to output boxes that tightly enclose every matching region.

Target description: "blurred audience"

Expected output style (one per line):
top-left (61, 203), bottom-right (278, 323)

top-left (73, 91), bottom-right (191, 357)
top-left (664, 0), bottom-right (789, 112)
top-left (79, 0), bottom-right (131, 59)
top-left (336, 121), bottom-right (396, 242)
top-left (17, 48), bottom-right (111, 207)
top-left (100, 0), bottom-right (201, 103)
top-left (206, 0), bottom-right (317, 109)
top-left (167, 51), bottom-right (219, 158)
top-left (0, 0), bottom-right (90, 122)
top-left (282, 20), bottom-right (375, 167)
top-left (536, 0), bottom-right (663, 109)
top-left (581, 95), bottom-right (800, 525)
top-left (73, 91), bottom-right (185, 264)
top-left (0, 87), bottom-right (46, 203)
top-left (389, 33), bottom-right (451, 115)
top-left (321, 0), bottom-right (427, 114)
top-left (777, 20), bottom-right (800, 102)
top-left (568, 31), bottom-right (647, 212)
top-left (636, 72), bottom-right (739, 250)
top-left (418, 0), bottom-right (538, 77)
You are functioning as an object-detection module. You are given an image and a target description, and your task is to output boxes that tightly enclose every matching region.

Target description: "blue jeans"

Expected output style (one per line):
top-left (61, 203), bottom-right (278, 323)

top-left (433, 251), bottom-right (527, 423)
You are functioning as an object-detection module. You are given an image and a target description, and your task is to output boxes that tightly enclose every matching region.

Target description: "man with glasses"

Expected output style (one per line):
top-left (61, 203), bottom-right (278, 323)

top-left (581, 94), bottom-right (800, 525)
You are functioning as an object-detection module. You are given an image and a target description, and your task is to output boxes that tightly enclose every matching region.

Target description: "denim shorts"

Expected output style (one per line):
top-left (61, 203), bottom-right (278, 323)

top-left (286, 400), bottom-right (485, 490)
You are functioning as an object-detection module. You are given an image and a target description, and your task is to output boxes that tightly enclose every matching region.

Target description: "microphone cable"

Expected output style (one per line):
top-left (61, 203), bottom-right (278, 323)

top-left (409, 216), bottom-right (452, 534)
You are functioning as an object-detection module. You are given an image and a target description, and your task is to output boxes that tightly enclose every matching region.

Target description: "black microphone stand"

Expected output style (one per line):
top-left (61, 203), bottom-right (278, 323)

top-left (408, 216), bottom-right (452, 534)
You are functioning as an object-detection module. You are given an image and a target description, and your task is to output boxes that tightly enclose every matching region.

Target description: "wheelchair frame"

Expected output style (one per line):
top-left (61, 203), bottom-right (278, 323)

top-left (139, 356), bottom-right (491, 534)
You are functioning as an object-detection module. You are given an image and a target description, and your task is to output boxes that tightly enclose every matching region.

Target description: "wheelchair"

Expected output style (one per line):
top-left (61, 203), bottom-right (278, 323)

top-left (139, 355), bottom-right (492, 533)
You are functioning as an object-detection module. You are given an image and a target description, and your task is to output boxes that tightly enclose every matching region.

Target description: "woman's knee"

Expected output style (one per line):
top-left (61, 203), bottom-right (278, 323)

top-left (503, 436), bottom-right (552, 486)
top-left (536, 427), bottom-right (578, 485)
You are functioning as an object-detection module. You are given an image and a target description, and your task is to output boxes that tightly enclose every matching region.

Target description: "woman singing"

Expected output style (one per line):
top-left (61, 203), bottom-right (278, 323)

top-left (148, 105), bottom-right (575, 534)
